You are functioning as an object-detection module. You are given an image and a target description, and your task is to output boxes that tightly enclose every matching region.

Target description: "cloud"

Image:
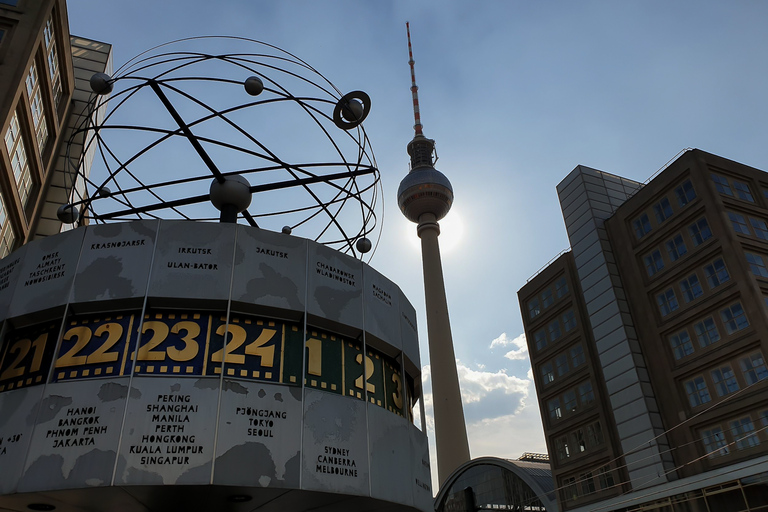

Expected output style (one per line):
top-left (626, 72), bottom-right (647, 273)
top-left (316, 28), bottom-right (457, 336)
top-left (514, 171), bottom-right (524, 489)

top-left (489, 332), bottom-right (528, 361)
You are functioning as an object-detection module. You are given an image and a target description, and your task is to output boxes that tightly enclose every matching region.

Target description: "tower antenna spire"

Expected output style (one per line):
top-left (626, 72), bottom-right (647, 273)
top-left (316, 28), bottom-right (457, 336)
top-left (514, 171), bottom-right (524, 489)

top-left (406, 21), bottom-right (423, 136)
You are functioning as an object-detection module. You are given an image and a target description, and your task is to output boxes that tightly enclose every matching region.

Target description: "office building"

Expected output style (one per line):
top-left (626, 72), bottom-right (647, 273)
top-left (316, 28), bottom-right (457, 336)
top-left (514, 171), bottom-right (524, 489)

top-left (519, 149), bottom-right (768, 511)
top-left (0, 0), bottom-right (111, 254)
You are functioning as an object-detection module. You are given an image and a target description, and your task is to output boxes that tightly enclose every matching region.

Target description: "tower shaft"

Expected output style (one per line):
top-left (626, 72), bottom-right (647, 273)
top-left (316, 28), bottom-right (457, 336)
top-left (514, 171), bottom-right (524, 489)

top-left (417, 213), bottom-right (471, 484)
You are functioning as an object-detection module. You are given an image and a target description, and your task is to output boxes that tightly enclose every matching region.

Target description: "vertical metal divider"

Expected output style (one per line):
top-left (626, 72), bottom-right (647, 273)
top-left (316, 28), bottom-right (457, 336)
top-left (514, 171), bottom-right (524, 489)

top-left (17, 228), bottom-right (88, 488)
top-left (298, 238), bottom-right (309, 490)
top-left (360, 264), bottom-right (372, 497)
top-left (209, 224), bottom-right (238, 484)
top-left (110, 219), bottom-right (161, 486)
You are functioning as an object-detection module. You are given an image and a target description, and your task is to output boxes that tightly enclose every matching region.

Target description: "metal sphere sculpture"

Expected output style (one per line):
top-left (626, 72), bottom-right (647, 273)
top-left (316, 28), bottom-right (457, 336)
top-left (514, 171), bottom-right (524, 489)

top-left (63, 36), bottom-right (381, 259)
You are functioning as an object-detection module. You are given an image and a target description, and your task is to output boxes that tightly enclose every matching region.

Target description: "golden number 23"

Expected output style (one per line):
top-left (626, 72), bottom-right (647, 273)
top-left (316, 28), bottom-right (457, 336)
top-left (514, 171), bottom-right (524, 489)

top-left (137, 321), bottom-right (199, 362)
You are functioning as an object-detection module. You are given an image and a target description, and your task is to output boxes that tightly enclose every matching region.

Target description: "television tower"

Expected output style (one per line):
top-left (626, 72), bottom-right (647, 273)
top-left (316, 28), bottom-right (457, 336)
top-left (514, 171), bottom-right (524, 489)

top-left (397, 22), bottom-right (471, 485)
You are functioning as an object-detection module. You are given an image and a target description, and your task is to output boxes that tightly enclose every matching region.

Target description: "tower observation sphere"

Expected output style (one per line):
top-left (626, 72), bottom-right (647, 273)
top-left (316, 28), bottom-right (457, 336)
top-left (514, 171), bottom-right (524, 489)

top-left (397, 136), bottom-right (454, 223)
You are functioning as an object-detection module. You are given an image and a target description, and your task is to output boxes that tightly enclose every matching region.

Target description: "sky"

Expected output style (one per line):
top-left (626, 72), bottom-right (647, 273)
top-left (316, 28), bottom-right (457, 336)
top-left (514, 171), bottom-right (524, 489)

top-left (67, 0), bottom-right (768, 492)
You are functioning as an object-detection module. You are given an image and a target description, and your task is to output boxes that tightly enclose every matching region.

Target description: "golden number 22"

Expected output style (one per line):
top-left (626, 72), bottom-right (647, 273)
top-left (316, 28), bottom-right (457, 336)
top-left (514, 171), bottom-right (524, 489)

top-left (354, 354), bottom-right (375, 393)
top-left (0, 333), bottom-right (48, 380)
top-left (210, 324), bottom-right (276, 366)
top-left (56, 323), bottom-right (123, 367)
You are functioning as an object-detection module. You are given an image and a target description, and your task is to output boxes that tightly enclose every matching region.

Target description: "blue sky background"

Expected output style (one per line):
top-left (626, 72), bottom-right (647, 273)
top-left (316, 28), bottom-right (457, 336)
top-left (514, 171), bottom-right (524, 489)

top-left (67, 0), bottom-right (768, 490)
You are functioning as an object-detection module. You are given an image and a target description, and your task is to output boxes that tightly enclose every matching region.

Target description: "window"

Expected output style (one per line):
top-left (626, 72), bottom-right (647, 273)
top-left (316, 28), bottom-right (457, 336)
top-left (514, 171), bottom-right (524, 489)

top-left (563, 390), bottom-right (577, 413)
top-left (25, 62), bottom-right (48, 153)
top-left (534, 330), bottom-right (547, 351)
top-left (733, 180), bottom-right (754, 202)
top-left (555, 353), bottom-right (569, 376)
top-left (730, 417), bottom-right (759, 449)
top-left (711, 366), bottom-right (739, 396)
top-left (570, 344), bottom-right (585, 367)
top-left (679, 274), bottom-right (703, 303)
top-left (0, 193), bottom-right (14, 258)
top-left (556, 436), bottom-right (570, 460)
top-left (656, 288), bottom-right (679, 316)
top-left (689, 218), bottom-right (712, 246)
top-left (746, 252), bottom-right (768, 278)
top-left (598, 465), bottom-right (615, 490)
top-left (750, 217), bottom-right (768, 240)
top-left (665, 235), bottom-right (687, 262)
top-left (44, 15), bottom-right (63, 109)
top-left (653, 197), bottom-right (673, 224)
top-left (541, 288), bottom-right (554, 309)
top-left (675, 180), bottom-right (696, 207)
top-left (580, 471), bottom-right (596, 496)
top-left (701, 427), bottom-right (729, 458)
top-left (528, 298), bottom-right (540, 319)
top-left (633, 213), bottom-right (651, 239)
top-left (704, 258), bottom-right (730, 288)
top-left (0, 0), bottom-right (20, 6)
top-left (729, 212), bottom-right (751, 235)
top-left (740, 353), bottom-right (768, 385)
top-left (694, 317), bottom-right (720, 348)
top-left (644, 250), bottom-right (664, 276)
top-left (685, 376), bottom-right (711, 407)
top-left (555, 277), bottom-right (569, 298)
top-left (562, 476), bottom-right (578, 501)
top-left (760, 410), bottom-right (768, 427)
top-left (720, 303), bottom-right (748, 334)
top-left (4, 112), bottom-right (33, 206)
top-left (549, 320), bottom-right (562, 341)
top-left (670, 330), bottom-right (694, 360)
top-left (712, 174), bottom-right (733, 196)
top-left (562, 310), bottom-right (577, 332)
top-left (578, 381), bottom-right (594, 404)
top-left (548, 398), bottom-right (562, 421)
top-left (540, 363), bottom-right (554, 385)
top-left (587, 421), bottom-right (604, 447)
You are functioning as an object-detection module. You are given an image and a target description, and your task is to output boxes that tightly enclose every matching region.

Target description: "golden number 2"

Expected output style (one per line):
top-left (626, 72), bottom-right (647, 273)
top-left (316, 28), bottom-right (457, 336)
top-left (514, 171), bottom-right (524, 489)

top-left (56, 327), bottom-right (91, 367)
top-left (354, 354), bottom-right (375, 393)
top-left (137, 321), bottom-right (170, 361)
top-left (88, 323), bottom-right (123, 364)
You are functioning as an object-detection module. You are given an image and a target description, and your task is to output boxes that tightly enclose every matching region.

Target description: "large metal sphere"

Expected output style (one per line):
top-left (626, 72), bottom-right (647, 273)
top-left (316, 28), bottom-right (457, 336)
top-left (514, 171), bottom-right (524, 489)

top-left (342, 99), bottom-right (364, 122)
top-left (89, 72), bottom-right (113, 95)
top-left (397, 166), bottom-right (453, 223)
top-left (56, 204), bottom-right (79, 224)
top-left (355, 237), bottom-right (372, 253)
top-left (209, 175), bottom-right (252, 212)
top-left (244, 76), bottom-right (264, 96)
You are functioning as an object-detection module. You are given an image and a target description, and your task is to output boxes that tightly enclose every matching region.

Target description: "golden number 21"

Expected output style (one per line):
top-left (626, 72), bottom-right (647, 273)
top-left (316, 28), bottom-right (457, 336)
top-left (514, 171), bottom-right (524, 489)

top-left (0, 333), bottom-right (48, 380)
top-left (210, 324), bottom-right (276, 366)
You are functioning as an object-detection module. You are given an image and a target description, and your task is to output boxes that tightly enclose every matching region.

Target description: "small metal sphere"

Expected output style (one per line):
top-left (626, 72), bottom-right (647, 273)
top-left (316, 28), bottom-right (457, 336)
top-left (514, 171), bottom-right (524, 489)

top-left (355, 237), bottom-right (372, 253)
top-left (342, 99), bottom-right (364, 122)
top-left (281, 226), bottom-right (292, 235)
top-left (89, 72), bottom-right (113, 95)
top-left (244, 76), bottom-right (264, 96)
top-left (209, 175), bottom-right (252, 212)
top-left (397, 166), bottom-right (454, 223)
top-left (97, 186), bottom-right (112, 198)
top-left (57, 204), bottom-right (79, 224)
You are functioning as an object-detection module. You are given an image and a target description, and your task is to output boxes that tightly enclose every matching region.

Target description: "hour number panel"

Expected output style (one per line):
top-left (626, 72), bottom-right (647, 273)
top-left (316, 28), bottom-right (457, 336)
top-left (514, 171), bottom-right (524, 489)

top-left (0, 322), bottom-right (59, 392)
top-left (133, 312), bottom-right (211, 376)
top-left (53, 314), bottom-right (137, 381)
top-left (206, 315), bottom-right (285, 382)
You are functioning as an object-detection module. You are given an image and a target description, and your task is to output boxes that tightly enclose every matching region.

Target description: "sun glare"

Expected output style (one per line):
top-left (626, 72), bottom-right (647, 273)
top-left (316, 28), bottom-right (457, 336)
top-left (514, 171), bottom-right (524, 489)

top-left (405, 208), bottom-right (465, 256)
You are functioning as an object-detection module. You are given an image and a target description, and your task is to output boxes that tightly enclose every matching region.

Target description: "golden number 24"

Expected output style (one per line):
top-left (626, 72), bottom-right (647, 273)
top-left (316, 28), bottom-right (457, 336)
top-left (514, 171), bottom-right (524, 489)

top-left (210, 324), bottom-right (276, 366)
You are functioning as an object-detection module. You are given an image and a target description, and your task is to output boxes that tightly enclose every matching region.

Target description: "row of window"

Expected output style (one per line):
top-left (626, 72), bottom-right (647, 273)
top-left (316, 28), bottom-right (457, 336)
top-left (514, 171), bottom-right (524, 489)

top-left (655, 258), bottom-right (730, 317)
top-left (700, 409), bottom-right (768, 459)
top-left (684, 351), bottom-right (767, 409)
top-left (540, 342), bottom-right (585, 387)
top-left (547, 379), bottom-right (595, 423)
top-left (532, 309), bottom-right (577, 352)
top-left (669, 302), bottom-right (750, 361)
top-left (633, 179), bottom-right (697, 240)
top-left (560, 464), bottom-right (616, 504)
top-left (527, 277), bottom-right (569, 320)
top-left (555, 419), bottom-right (604, 462)
top-left (642, 217), bottom-right (713, 278)
top-left (712, 173), bottom-right (757, 203)
top-left (728, 210), bottom-right (768, 243)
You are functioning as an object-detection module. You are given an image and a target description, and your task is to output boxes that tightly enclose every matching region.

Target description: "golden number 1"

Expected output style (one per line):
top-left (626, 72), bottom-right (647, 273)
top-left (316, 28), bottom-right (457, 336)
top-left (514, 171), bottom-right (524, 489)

top-left (354, 354), bottom-right (375, 393)
top-left (305, 338), bottom-right (322, 376)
